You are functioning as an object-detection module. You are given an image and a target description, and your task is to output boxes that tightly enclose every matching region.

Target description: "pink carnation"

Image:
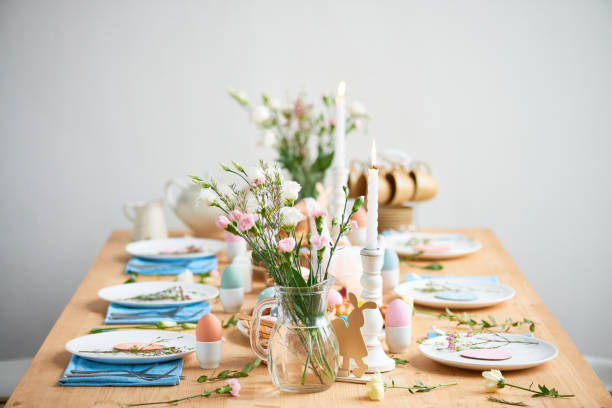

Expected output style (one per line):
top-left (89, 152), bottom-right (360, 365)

top-left (229, 210), bottom-right (243, 222)
top-left (310, 234), bottom-right (330, 250)
top-left (254, 177), bottom-right (264, 186)
top-left (215, 215), bottom-right (230, 230)
top-left (226, 378), bottom-right (241, 397)
top-left (278, 237), bottom-right (296, 253)
top-left (209, 269), bottom-right (220, 278)
top-left (328, 117), bottom-right (336, 126)
top-left (237, 213), bottom-right (256, 233)
top-left (349, 220), bottom-right (359, 231)
top-left (311, 208), bottom-right (327, 218)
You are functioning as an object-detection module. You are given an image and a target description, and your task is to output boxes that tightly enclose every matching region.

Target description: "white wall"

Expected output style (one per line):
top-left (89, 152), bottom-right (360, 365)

top-left (1, 0), bottom-right (611, 363)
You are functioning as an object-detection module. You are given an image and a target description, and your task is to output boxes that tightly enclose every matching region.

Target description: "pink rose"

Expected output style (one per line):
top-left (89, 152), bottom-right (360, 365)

top-left (311, 208), bottom-right (327, 218)
top-left (226, 378), bottom-right (241, 397)
top-left (310, 234), bottom-right (330, 250)
top-left (328, 116), bottom-right (336, 126)
top-left (237, 213), bottom-right (256, 232)
top-left (278, 237), bottom-right (296, 253)
top-left (349, 220), bottom-right (359, 231)
top-left (209, 269), bottom-right (219, 278)
top-left (229, 210), bottom-right (243, 222)
top-left (215, 215), bottom-right (230, 230)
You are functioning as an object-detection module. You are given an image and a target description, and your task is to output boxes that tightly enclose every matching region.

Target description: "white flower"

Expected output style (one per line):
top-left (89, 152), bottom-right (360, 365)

top-left (281, 180), bottom-right (301, 203)
top-left (176, 269), bottom-right (194, 283)
top-left (349, 101), bottom-right (367, 117)
top-left (365, 372), bottom-right (385, 401)
top-left (258, 129), bottom-right (276, 148)
top-left (198, 188), bottom-right (218, 206)
top-left (269, 98), bottom-right (281, 110)
top-left (157, 320), bottom-right (178, 329)
top-left (482, 369), bottom-right (505, 393)
top-left (252, 105), bottom-right (271, 125)
top-left (279, 206), bottom-right (305, 227)
top-left (245, 165), bottom-right (265, 183)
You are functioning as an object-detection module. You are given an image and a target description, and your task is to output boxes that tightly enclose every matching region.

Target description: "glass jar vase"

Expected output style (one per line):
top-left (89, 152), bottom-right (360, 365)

top-left (250, 279), bottom-right (338, 393)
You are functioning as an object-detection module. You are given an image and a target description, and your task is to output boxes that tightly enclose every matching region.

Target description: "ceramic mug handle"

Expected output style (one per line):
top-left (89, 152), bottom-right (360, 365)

top-left (164, 178), bottom-right (186, 210)
top-left (122, 202), bottom-right (136, 223)
top-left (249, 298), bottom-right (276, 362)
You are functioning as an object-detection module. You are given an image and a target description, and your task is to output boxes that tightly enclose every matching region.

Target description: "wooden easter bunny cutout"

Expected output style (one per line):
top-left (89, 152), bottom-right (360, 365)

top-left (331, 292), bottom-right (378, 378)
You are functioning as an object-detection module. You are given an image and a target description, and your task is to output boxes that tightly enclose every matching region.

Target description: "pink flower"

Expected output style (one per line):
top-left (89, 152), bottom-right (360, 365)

top-left (447, 333), bottom-right (456, 352)
top-left (209, 269), bottom-right (219, 278)
top-left (349, 220), bottom-right (359, 231)
top-left (254, 177), bottom-right (264, 186)
top-left (229, 210), bottom-right (243, 222)
top-left (237, 213), bottom-right (256, 232)
top-left (354, 119), bottom-right (362, 129)
top-left (311, 208), bottom-right (327, 218)
top-left (278, 237), bottom-right (296, 253)
top-left (310, 234), bottom-right (330, 250)
top-left (226, 378), bottom-right (241, 397)
top-left (215, 215), bottom-right (230, 230)
top-left (328, 117), bottom-right (336, 126)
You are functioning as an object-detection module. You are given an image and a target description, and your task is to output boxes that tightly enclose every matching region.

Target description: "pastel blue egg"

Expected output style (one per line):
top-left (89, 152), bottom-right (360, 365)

top-left (382, 248), bottom-right (400, 270)
top-left (220, 264), bottom-right (243, 289)
top-left (257, 287), bottom-right (275, 303)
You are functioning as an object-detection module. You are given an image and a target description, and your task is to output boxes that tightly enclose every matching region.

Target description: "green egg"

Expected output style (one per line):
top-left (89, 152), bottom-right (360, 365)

top-left (382, 248), bottom-right (400, 270)
top-left (257, 287), bottom-right (275, 303)
top-left (221, 264), bottom-right (243, 289)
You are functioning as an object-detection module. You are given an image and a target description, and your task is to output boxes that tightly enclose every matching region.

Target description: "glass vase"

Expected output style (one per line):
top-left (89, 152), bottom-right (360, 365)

top-left (250, 279), bottom-right (338, 393)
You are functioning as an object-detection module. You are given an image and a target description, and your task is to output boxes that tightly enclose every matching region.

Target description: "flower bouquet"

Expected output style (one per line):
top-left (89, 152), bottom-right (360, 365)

top-left (228, 88), bottom-right (369, 199)
top-left (191, 161), bottom-right (363, 392)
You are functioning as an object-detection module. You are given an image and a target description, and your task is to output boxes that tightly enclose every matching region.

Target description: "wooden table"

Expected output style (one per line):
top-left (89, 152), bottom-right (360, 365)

top-left (6, 230), bottom-right (611, 407)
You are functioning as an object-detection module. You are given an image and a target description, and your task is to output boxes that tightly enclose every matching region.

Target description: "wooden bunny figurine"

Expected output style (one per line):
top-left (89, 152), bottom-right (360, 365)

top-left (331, 292), bottom-right (378, 378)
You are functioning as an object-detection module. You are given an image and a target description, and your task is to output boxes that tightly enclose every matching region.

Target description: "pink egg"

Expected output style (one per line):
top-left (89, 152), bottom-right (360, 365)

top-left (386, 299), bottom-right (412, 327)
top-left (328, 289), bottom-right (343, 306)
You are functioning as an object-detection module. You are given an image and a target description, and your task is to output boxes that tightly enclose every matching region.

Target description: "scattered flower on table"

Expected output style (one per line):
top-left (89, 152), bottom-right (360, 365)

top-left (365, 372), bottom-right (385, 401)
top-left (226, 378), bottom-right (241, 396)
top-left (481, 369), bottom-right (574, 398)
top-left (483, 369), bottom-right (505, 392)
top-left (175, 269), bottom-right (194, 283)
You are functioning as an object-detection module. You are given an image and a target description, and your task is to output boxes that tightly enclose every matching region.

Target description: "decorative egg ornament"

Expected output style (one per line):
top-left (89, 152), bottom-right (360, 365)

top-left (195, 313), bottom-right (223, 369)
top-left (385, 299), bottom-right (412, 353)
top-left (220, 264), bottom-right (244, 312)
top-left (381, 248), bottom-right (400, 291)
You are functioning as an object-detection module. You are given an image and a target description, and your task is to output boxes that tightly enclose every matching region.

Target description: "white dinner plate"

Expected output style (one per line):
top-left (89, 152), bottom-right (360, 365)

top-left (419, 332), bottom-right (558, 371)
top-left (98, 282), bottom-right (218, 308)
top-left (383, 232), bottom-right (482, 260)
top-left (65, 330), bottom-right (195, 364)
top-left (126, 237), bottom-right (225, 260)
top-left (394, 278), bottom-right (515, 309)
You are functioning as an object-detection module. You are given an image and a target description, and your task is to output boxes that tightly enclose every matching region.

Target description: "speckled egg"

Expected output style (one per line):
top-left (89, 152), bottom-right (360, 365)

top-left (382, 248), bottom-right (400, 270)
top-left (221, 264), bottom-right (243, 289)
top-left (386, 299), bottom-right (412, 327)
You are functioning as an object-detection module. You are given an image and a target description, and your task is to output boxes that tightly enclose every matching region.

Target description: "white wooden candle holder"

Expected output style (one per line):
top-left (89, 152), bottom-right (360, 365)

top-left (359, 247), bottom-right (396, 372)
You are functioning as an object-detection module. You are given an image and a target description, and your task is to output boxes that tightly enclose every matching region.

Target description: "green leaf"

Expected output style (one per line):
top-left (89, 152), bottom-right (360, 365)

top-left (310, 151), bottom-right (334, 173)
top-left (392, 357), bottom-right (409, 365)
top-left (423, 263), bottom-right (443, 270)
top-left (197, 375), bottom-right (208, 383)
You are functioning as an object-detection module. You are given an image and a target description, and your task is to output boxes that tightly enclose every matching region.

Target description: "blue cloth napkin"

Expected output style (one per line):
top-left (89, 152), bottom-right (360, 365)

top-left (406, 274), bottom-right (499, 283)
top-left (125, 256), bottom-right (217, 275)
top-left (104, 301), bottom-right (210, 324)
top-left (58, 355), bottom-right (182, 386)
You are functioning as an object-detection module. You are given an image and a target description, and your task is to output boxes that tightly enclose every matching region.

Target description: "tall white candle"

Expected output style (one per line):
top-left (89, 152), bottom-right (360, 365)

top-left (333, 81), bottom-right (346, 168)
top-left (366, 139), bottom-right (379, 249)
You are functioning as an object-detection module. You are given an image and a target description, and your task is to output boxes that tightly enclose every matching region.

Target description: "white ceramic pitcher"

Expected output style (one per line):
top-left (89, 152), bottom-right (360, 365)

top-left (123, 200), bottom-right (168, 241)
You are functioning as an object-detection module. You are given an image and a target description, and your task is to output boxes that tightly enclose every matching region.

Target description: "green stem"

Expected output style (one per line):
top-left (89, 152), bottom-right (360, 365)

top-left (505, 383), bottom-right (574, 398)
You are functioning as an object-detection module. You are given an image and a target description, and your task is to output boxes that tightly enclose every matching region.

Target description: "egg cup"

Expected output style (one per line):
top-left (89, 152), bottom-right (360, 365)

top-left (385, 325), bottom-right (412, 353)
top-left (220, 287), bottom-right (244, 312)
top-left (381, 267), bottom-right (400, 291)
top-left (226, 240), bottom-right (247, 262)
top-left (196, 340), bottom-right (223, 369)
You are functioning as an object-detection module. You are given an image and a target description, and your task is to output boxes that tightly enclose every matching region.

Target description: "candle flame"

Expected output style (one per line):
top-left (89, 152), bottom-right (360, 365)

top-left (337, 81), bottom-right (346, 98)
top-left (371, 139), bottom-right (377, 168)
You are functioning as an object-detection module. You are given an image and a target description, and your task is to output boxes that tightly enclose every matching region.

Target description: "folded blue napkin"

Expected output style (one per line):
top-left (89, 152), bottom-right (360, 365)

top-left (125, 256), bottom-right (217, 275)
top-left (59, 355), bottom-right (182, 386)
top-left (104, 301), bottom-right (210, 324)
top-left (406, 274), bottom-right (499, 283)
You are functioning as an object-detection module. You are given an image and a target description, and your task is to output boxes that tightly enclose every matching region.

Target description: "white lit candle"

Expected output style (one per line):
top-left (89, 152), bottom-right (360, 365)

top-left (366, 139), bottom-right (379, 249)
top-left (333, 81), bottom-right (346, 168)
